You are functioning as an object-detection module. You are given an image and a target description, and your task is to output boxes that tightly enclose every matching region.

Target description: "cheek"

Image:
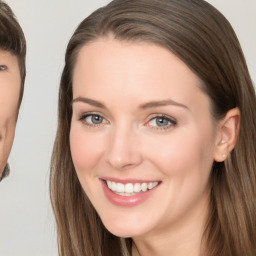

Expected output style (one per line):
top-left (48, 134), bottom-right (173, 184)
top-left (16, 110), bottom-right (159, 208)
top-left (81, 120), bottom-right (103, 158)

top-left (0, 88), bottom-right (19, 171)
top-left (0, 92), bottom-right (19, 125)
top-left (0, 119), bottom-right (16, 173)
top-left (144, 127), bottom-right (215, 179)
top-left (141, 129), bottom-right (215, 223)
top-left (69, 125), bottom-right (105, 174)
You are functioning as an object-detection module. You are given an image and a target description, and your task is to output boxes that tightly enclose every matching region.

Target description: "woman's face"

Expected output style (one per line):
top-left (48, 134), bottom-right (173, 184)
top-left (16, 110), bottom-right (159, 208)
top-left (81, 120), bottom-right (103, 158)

top-left (70, 38), bottom-right (219, 238)
top-left (0, 50), bottom-right (20, 175)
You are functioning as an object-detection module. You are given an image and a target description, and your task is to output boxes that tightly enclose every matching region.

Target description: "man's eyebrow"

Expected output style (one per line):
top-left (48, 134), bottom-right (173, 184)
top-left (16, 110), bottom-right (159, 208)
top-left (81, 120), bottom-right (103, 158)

top-left (139, 99), bottom-right (189, 110)
top-left (72, 97), bottom-right (106, 108)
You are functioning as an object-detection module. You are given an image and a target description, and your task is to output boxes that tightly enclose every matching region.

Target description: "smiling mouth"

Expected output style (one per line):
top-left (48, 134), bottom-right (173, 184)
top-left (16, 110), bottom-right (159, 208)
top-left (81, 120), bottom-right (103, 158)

top-left (104, 180), bottom-right (160, 196)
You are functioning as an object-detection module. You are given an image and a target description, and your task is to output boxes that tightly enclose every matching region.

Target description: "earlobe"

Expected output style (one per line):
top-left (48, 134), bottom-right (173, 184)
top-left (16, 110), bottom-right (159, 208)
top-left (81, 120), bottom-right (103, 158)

top-left (214, 108), bottom-right (240, 162)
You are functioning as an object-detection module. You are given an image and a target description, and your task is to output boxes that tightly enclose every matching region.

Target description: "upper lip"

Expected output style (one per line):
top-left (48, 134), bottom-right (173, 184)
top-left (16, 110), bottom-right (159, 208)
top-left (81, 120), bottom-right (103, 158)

top-left (100, 177), bottom-right (160, 184)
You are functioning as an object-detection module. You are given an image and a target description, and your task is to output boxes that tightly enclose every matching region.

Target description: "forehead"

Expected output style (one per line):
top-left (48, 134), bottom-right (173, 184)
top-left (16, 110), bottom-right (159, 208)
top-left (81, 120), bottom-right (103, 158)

top-left (72, 38), bottom-right (214, 128)
top-left (0, 49), bottom-right (19, 64)
top-left (74, 38), bottom-right (204, 97)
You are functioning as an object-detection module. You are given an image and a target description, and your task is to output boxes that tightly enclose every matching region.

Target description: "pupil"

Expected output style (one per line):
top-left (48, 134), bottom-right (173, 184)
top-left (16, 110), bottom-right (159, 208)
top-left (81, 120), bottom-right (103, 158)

top-left (156, 117), bottom-right (168, 126)
top-left (92, 115), bottom-right (102, 124)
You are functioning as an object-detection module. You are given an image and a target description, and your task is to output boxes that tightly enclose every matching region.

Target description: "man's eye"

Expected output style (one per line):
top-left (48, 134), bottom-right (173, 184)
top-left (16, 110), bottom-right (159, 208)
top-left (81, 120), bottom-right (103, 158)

top-left (0, 65), bottom-right (7, 71)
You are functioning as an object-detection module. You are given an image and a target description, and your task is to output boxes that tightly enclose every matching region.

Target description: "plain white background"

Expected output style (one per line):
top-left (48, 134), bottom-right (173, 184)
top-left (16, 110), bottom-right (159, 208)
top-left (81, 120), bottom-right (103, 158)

top-left (0, 1), bottom-right (255, 255)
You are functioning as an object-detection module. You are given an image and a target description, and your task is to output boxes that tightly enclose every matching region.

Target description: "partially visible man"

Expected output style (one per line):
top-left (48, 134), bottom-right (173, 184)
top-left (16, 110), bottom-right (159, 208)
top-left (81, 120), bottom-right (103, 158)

top-left (0, 0), bottom-right (26, 181)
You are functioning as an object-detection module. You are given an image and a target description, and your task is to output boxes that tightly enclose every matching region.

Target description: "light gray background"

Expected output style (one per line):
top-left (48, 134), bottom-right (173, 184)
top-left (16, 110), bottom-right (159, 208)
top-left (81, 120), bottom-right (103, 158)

top-left (0, 1), bottom-right (255, 255)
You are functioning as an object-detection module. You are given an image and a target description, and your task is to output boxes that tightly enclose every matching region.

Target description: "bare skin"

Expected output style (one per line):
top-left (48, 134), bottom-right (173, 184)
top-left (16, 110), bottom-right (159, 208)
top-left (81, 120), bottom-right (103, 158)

top-left (70, 37), bottom-right (240, 256)
top-left (0, 50), bottom-right (20, 176)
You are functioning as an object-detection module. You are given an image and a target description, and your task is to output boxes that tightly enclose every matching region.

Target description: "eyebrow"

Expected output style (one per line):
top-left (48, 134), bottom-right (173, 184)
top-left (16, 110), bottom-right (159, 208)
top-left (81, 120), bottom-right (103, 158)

top-left (72, 97), bottom-right (106, 108)
top-left (139, 99), bottom-right (189, 110)
top-left (72, 97), bottom-right (189, 110)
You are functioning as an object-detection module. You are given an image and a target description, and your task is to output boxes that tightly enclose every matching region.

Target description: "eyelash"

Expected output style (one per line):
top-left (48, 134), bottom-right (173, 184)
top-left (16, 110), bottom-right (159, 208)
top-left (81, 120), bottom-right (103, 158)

top-left (78, 113), bottom-right (177, 130)
top-left (146, 114), bottom-right (177, 130)
top-left (79, 113), bottom-right (108, 127)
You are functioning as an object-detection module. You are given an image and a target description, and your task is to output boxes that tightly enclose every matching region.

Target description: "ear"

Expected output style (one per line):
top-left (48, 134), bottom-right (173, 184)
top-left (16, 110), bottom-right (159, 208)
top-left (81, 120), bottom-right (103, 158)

top-left (214, 108), bottom-right (240, 162)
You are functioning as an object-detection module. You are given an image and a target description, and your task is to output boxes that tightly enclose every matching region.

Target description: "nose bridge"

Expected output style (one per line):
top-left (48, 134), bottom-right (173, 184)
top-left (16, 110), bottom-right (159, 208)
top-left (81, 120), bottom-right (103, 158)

top-left (105, 121), bottom-right (142, 170)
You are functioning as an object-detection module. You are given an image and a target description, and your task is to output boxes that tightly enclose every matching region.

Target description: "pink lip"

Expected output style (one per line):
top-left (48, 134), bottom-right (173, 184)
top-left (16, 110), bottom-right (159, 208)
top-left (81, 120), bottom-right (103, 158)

top-left (101, 177), bottom-right (157, 184)
top-left (100, 179), bottom-right (159, 207)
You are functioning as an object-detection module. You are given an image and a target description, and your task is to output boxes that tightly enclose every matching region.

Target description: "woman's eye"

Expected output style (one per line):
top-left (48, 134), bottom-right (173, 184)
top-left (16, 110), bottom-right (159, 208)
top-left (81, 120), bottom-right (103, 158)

top-left (80, 114), bottom-right (107, 126)
top-left (147, 115), bottom-right (177, 128)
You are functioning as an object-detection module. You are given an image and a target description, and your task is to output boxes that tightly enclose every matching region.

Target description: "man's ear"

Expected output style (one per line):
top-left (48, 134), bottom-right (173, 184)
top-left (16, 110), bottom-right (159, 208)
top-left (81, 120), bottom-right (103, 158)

top-left (214, 108), bottom-right (240, 162)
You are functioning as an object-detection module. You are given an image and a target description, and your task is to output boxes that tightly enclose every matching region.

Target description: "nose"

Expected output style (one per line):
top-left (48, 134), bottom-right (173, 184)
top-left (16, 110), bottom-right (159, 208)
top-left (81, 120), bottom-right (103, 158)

top-left (104, 124), bottom-right (143, 170)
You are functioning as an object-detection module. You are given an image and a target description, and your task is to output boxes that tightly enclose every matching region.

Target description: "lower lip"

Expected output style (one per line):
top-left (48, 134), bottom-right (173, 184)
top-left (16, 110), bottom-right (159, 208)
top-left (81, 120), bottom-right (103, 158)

top-left (101, 180), bottom-right (159, 207)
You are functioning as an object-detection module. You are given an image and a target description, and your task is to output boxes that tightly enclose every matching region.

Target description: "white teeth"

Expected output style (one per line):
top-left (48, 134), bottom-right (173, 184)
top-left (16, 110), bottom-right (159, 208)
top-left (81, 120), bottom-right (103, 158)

top-left (112, 182), bottom-right (117, 191)
top-left (106, 180), bottom-right (159, 195)
top-left (152, 182), bottom-right (158, 188)
top-left (141, 183), bottom-right (147, 192)
top-left (148, 182), bottom-right (153, 189)
top-left (117, 192), bottom-right (136, 196)
top-left (107, 180), bottom-right (111, 188)
top-left (116, 183), bottom-right (125, 193)
top-left (134, 183), bottom-right (141, 193)
top-left (125, 183), bottom-right (133, 193)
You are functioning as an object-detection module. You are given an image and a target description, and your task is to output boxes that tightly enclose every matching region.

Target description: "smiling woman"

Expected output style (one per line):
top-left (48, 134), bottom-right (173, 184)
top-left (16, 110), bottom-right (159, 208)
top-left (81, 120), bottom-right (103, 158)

top-left (50, 0), bottom-right (256, 256)
top-left (0, 0), bottom-right (26, 181)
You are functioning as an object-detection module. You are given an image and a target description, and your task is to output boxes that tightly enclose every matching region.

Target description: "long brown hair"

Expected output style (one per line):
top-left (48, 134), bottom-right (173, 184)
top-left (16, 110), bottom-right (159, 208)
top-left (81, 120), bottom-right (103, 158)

top-left (50, 0), bottom-right (256, 255)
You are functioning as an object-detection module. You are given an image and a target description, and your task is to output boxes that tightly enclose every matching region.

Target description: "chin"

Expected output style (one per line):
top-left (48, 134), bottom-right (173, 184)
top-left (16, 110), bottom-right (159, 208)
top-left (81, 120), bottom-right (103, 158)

top-left (100, 213), bottom-right (152, 238)
top-left (105, 225), bottom-right (143, 238)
